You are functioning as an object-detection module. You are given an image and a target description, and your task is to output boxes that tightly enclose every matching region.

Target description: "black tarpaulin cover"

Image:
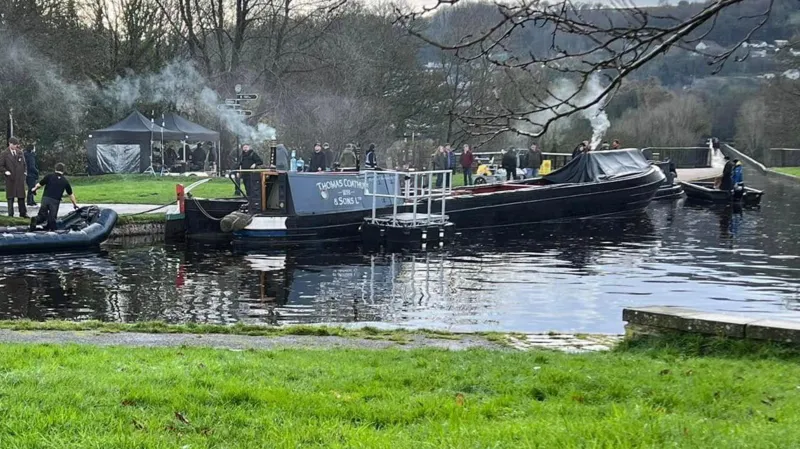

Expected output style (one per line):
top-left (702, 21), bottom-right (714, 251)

top-left (543, 149), bottom-right (652, 184)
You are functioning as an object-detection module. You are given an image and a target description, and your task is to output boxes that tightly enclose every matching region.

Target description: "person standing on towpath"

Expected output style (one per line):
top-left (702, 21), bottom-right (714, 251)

top-left (0, 137), bottom-right (28, 218)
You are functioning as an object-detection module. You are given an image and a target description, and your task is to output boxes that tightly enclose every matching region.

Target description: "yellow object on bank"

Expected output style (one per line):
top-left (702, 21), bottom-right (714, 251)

top-left (476, 164), bottom-right (492, 176)
top-left (540, 160), bottom-right (552, 175)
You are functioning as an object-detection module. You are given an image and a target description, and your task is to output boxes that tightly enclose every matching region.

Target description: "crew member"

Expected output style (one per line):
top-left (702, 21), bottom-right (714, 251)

top-left (460, 144), bottom-right (474, 186)
top-left (445, 144), bottom-right (456, 186)
top-left (611, 139), bottom-right (621, 150)
top-left (275, 144), bottom-right (290, 170)
top-left (0, 137), bottom-right (28, 217)
top-left (238, 143), bottom-right (263, 196)
top-left (24, 144), bottom-right (39, 206)
top-left (30, 163), bottom-right (79, 231)
top-left (310, 143), bottom-right (327, 172)
top-left (720, 155), bottom-right (734, 191)
top-left (732, 159), bottom-right (744, 186)
top-left (501, 148), bottom-right (517, 181)
top-left (433, 146), bottom-right (446, 188)
top-left (322, 143), bottom-right (334, 170)
top-left (364, 143), bottom-right (377, 169)
top-left (572, 141), bottom-right (588, 159)
top-left (525, 143), bottom-right (543, 178)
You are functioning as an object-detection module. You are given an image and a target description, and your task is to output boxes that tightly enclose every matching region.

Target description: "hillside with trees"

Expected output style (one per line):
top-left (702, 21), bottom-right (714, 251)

top-left (0, 0), bottom-right (798, 171)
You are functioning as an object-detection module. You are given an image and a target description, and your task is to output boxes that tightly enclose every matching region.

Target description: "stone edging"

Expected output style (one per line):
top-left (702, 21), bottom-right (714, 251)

top-left (722, 144), bottom-right (767, 173)
top-left (623, 306), bottom-right (800, 343)
top-left (110, 222), bottom-right (165, 238)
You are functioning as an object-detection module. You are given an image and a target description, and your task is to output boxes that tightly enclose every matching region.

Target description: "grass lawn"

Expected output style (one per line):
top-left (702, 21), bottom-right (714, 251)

top-left (69, 175), bottom-right (237, 204)
top-left (774, 167), bottom-right (800, 177)
top-left (1, 335), bottom-right (799, 448)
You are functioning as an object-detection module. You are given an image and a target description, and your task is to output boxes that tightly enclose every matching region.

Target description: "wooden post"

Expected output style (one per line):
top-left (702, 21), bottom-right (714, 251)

top-left (261, 171), bottom-right (266, 213)
top-left (176, 184), bottom-right (185, 214)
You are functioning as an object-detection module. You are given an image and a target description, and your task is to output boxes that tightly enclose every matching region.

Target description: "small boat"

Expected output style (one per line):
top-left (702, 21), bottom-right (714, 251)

top-left (680, 181), bottom-right (763, 206)
top-left (0, 206), bottom-right (119, 254)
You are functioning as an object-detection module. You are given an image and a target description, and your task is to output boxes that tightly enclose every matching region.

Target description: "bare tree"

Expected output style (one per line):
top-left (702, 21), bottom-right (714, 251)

top-left (610, 92), bottom-right (710, 146)
top-left (395, 0), bottom-right (777, 143)
top-left (735, 96), bottom-right (768, 154)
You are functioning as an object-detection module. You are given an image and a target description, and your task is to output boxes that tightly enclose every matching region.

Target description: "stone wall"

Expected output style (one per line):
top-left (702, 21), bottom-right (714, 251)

top-left (109, 222), bottom-right (165, 239)
top-left (766, 148), bottom-right (800, 167)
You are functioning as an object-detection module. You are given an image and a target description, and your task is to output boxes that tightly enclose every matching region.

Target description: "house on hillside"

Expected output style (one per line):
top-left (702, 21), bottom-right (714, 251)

top-left (693, 41), bottom-right (725, 56)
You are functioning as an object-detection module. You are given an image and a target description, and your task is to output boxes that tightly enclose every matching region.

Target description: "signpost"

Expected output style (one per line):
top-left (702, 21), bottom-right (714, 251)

top-left (220, 85), bottom-right (259, 166)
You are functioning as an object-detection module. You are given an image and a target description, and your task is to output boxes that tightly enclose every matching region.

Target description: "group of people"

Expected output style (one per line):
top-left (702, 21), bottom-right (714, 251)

top-left (571, 139), bottom-right (621, 158)
top-left (2, 137), bottom-right (79, 231)
top-left (429, 142), bottom-right (546, 186)
top-left (500, 144), bottom-right (545, 181)
top-left (234, 141), bottom-right (379, 197)
top-left (719, 155), bottom-right (744, 192)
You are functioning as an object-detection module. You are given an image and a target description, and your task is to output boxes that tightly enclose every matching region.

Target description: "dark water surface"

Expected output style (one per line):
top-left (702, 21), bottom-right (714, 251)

top-left (2, 168), bottom-right (799, 333)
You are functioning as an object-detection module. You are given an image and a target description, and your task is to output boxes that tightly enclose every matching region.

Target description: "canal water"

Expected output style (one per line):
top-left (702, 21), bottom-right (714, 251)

top-left (1, 167), bottom-right (798, 333)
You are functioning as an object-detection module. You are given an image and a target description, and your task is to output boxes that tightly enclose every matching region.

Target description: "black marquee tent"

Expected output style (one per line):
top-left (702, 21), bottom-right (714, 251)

top-left (159, 112), bottom-right (221, 169)
top-left (87, 111), bottom-right (220, 175)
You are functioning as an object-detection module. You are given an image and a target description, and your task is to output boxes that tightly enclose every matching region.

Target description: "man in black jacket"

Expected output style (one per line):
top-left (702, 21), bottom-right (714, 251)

top-left (24, 145), bottom-right (38, 206)
top-left (310, 143), bottom-right (327, 172)
top-left (30, 163), bottom-right (79, 231)
top-left (238, 144), bottom-right (263, 196)
top-left (364, 143), bottom-right (377, 169)
top-left (525, 143), bottom-right (543, 178)
top-left (501, 149), bottom-right (517, 181)
top-left (719, 156), bottom-right (734, 191)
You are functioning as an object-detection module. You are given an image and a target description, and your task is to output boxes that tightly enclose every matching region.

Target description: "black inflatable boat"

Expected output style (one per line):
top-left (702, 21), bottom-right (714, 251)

top-left (0, 206), bottom-right (118, 254)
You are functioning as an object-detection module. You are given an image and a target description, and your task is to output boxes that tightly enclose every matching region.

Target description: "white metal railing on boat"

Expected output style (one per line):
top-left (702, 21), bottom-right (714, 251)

top-left (364, 169), bottom-right (453, 228)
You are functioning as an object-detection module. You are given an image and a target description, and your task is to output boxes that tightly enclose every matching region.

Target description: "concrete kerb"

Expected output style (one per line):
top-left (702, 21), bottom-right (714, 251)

top-left (623, 306), bottom-right (800, 344)
top-left (724, 144), bottom-right (800, 184)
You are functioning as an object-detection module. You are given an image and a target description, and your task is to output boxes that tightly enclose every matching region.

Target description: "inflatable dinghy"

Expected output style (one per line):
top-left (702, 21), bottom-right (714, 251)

top-left (0, 206), bottom-right (118, 254)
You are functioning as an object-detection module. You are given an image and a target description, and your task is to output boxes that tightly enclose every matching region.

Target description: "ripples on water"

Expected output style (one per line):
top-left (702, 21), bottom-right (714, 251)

top-left (1, 168), bottom-right (798, 333)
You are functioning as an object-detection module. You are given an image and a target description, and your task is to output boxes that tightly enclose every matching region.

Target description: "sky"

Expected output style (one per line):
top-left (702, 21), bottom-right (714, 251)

top-left (396, 0), bottom-right (673, 10)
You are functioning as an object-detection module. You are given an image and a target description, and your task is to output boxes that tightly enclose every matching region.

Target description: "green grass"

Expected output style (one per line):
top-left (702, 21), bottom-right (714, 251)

top-left (774, 167), bottom-right (800, 177)
top-left (69, 174), bottom-right (236, 204)
top-left (1, 335), bottom-right (799, 448)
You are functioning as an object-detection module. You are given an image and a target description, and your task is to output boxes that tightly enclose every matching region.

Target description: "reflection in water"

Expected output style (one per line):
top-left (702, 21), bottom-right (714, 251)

top-left (1, 167), bottom-right (799, 333)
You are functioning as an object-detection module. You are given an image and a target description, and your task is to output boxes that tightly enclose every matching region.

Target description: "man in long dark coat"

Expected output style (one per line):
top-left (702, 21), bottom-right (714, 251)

top-left (0, 137), bottom-right (28, 217)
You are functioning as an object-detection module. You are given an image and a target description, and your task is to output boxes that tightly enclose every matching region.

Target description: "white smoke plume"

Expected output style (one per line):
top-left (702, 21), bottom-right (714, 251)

top-left (103, 61), bottom-right (277, 142)
top-left (0, 33), bottom-right (276, 142)
top-left (516, 73), bottom-right (610, 149)
top-left (581, 74), bottom-right (611, 150)
top-left (0, 35), bottom-right (90, 128)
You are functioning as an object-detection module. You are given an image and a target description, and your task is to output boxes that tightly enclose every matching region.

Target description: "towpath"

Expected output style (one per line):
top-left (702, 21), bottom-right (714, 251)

top-left (0, 330), bottom-right (620, 353)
